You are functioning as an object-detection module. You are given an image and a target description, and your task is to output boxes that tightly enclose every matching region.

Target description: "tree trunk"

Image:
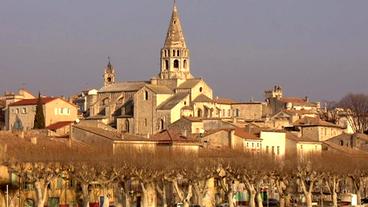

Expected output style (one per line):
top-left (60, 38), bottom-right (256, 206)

top-left (156, 183), bottom-right (168, 207)
top-left (279, 196), bottom-right (285, 207)
top-left (305, 192), bottom-right (312, 207)
top-left (285, 194), bottom-right (291, 207)
top-left (227, 191), bottom-right (235, 207)
top-left (332, 192), bottom-right (338, 207)
top-left (256, 192), bottom-right (264, 207)
top-left (249, 189), bottom-right (256, 207)
top-left (123, 192), bottom-right (131, 207)
top-left (357, 190), bottom-right (362, 206)
top-left (141, 182), bottom-right (157, 207)
top-left (34, 180), bottom-right (47, 207)
top-left (81, 183), bottom-right (90, 207)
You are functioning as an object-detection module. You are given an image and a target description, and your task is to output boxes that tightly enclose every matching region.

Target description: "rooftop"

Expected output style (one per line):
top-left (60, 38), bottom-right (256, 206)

top-left (9, 97), bottom-right (57, 107)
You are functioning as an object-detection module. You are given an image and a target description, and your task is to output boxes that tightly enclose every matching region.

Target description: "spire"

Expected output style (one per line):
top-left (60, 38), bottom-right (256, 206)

top-left (106, 56), bottom-right (113, 72)
top-left (164, 1), bottom-right (187, 48)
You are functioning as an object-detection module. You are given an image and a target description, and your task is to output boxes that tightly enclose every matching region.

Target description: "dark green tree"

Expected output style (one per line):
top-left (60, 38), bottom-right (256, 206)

top-left (33, 92), bottom-right (45, 129)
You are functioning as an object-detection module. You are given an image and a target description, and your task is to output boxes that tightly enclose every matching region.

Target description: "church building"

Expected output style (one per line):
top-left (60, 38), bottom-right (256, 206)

top-left (87, 2), bottom-right (234, 136)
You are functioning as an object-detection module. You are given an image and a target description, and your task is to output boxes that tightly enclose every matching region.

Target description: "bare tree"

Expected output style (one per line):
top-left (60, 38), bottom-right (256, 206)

top-left (338, 93), bottom-right (368, 133)
top-left (7, 162), bottom-right (65, 207)
top-left (296, 162), bottom-right (322, 207)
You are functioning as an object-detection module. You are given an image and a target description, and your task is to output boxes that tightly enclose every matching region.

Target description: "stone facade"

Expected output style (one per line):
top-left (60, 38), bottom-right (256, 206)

top-left (7, 98), bottom-right (77, 131)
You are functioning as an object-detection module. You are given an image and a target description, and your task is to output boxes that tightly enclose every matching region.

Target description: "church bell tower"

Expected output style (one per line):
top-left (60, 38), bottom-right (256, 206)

top-left (103, 57), bottom-right (116, 86)
top-left (159, 1), bottom-right (192, 80)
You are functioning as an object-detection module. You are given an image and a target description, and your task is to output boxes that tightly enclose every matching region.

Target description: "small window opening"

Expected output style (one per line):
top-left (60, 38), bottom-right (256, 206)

top-left (174, 60), bottom-right (179, 69)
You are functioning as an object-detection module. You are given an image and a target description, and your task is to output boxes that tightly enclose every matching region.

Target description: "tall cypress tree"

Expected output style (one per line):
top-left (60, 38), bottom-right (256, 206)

top-left (33, 92), bottom-right (45, 129)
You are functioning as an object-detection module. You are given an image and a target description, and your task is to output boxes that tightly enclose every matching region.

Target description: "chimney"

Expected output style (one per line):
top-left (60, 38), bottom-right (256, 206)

top-left (30, 137), bottom-right (37, 145)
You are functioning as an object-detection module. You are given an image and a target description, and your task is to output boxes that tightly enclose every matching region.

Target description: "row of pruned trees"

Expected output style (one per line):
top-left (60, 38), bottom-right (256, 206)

top-left (3, 151), bottom-right (368, 207)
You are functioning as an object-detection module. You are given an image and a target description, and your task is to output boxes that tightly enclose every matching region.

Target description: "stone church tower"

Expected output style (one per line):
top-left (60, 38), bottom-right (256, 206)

top-left (103, 57), bottom-right (116, 86)
top-left (159, 2), bottom-right (192, 80)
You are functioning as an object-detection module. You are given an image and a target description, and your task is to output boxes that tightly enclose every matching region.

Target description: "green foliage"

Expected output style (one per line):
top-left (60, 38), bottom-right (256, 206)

top-left (33, 92), bottom-right (45, 129)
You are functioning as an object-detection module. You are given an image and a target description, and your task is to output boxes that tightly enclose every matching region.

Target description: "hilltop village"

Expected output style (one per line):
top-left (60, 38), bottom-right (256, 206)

top-left (0, 3), bottom-right (367, 160)
top-left (1, 3), bottom-right (368, 207)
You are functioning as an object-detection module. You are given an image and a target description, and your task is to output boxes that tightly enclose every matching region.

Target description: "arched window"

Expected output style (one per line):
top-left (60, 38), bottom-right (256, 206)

top-left (165, 60), bottom-right (169, 70)
top-left (102, 98), bottom-right (109, 106)
top-left (197, 108), bottom-right (202, 117)
top-left (177, 50), bottom-right (180, 56)
top-left (174, 60), bottom-right (179, 69)
top-left (183, 60), bottom-right (187, 68)
top-left (164, 50), bottom-right (167, 57)
top-left (199, 87), bottom-right (203, 92)
top-left (125, 120), bottom-right (130, 133)
top-left (144, 118), bottom-right (148, 127)
top-left (340, 140), bottom-right (344, 146)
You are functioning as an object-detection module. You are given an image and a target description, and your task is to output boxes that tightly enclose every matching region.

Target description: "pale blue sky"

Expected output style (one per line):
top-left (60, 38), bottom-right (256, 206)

top-left (1, 0), bottom-right (367, 102)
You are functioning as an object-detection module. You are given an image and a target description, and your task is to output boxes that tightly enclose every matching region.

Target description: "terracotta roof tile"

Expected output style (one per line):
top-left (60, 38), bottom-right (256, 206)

top-left (214, 97), bottom-right (236, 104)
top-left (234, 127), bottom-right (260, 140)
top-left (46, 121), bottom-right (73, 131)
top-left (150, 129), bottom-right (200, 144)
top-left (293, 117), bottom-right (344, 128)
top-left (192, 94), bottom-right (213, 103)
top-left (9, 97), bottom-right (57, 106)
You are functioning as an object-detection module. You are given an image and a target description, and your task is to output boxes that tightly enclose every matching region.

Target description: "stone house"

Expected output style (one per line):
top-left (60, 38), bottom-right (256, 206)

top-left (201, 127), bottom-right (261, 151)
top-left (285, 132), bottom-right (322, 159)
top-left (326, 133), bottom-right (368, 151)
top-left (46, 121), bottom-right (74, 137)
top-left (292, 117), bottom-right (345, 141)
top-left (231, 101), bottom-right (266, 121)
top-left (266, 109), bottom-right (319, 129)
top-left (7, 97), bottom-right (78, 131)
top-left (260, 130), bottom-right (286, 159)
top-left (265, 85), bottom-right (320, 115)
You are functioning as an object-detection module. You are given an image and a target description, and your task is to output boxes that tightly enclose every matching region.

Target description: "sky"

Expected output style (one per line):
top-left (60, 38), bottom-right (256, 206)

top-left (0, 0), bottom-right (367, 102)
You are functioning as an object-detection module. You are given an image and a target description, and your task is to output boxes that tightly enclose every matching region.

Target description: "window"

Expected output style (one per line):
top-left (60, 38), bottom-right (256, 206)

top-left (165, 60), bottom-right (169, 70)
top-left (266, 146), bottom-right (269, 154)
top-left (174, 59), bottom-right (179, 69)
top-left (16, 108), bottom-right (19, 114)
top-left (257, 143), bottom-right (260, 148)
top-left (277, 146), bottom-right (280, 155)
top-left (22, 108), bottom-right (27, 114)
top-left (144, 90), bottom-right (149, 100)
top-left (144, 118), bottom-right (147, 127)
top-left (340, 140), bottom-right (344, 146)
top-left (227, 109), bottom-right (231, 117)
top-left (160, 119), bottom-right (165, 130)
top-left (272, 146), bottom-right (275, 155)
top-left (199, 87), bottom-right (203, 92)
top-left (252, 143), bottom-right (254, 148)
top-left (235, 109), bottom-right (240, 117)
top-left (197, 109), bottom-right (202, 117)
top-left (125, 120), bottom-right (130, 133)
top-left (183, 60), bottom-right (187, 68)
top-left (177, 50), bottom-right (180, 56)
top-left (184, 101), bottom-right (187, 105)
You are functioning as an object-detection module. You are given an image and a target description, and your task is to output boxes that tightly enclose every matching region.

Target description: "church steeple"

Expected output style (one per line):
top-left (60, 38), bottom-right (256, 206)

top-left (103, 57), bottom-right (116, 86)
top-left (164, 1), bottom-right (187, 48)
top-left (160, 1), bottom-right (192, 80)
